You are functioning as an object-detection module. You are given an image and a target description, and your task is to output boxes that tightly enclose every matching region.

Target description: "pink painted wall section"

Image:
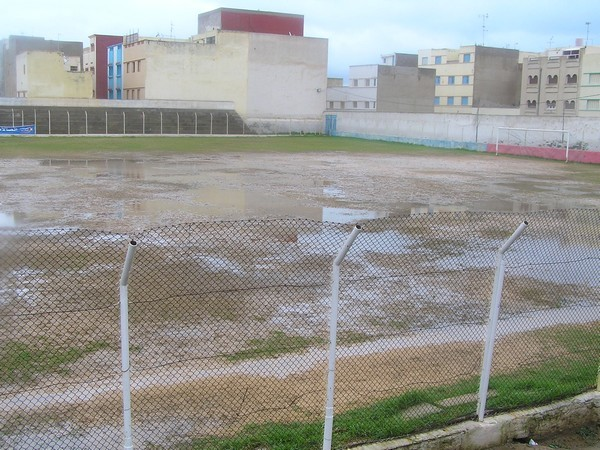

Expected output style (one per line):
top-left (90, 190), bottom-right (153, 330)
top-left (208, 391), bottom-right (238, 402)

top-left (487, 144), bottom-right (600, 164)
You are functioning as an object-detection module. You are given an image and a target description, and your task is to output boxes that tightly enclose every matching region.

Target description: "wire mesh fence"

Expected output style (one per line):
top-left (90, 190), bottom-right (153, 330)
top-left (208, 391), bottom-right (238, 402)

top-left (1, 210), bottom-right (599, 449)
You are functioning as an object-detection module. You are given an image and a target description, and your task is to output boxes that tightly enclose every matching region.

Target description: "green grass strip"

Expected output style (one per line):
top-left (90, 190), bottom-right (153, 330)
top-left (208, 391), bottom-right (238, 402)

top-left (0, 340), bottom-right (110, 384)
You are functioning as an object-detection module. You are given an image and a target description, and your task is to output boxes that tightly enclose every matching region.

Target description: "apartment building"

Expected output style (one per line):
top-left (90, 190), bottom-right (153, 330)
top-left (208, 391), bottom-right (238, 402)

top-left (1, 35), bottom-right (83, 97)
top-left (84, 35), bottom-right (123, 99)
top-left (326, 53), bottom-right (435, 113)
top-left (521, 44), bottom-right (600, 117)
top-left (418, 45), bottom-right (521, 112)
top-left (14, 51), bottom-right (92, 98)
top-left (579, 46), bottom-right (600, 117)
top-left (107, 42), bottom-right (124, 99)
top-left (118, 8), bottom-right (326, 119)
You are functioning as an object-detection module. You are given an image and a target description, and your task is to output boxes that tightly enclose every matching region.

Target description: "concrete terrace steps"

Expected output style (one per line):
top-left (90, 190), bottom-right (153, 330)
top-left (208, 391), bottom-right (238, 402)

top-left (0, 106), bottom-right (249, 135)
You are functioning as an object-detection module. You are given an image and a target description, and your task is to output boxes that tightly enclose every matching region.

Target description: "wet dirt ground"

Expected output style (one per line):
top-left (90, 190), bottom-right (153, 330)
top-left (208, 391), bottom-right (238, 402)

top-left (1, 149), bottom-right (599, 231)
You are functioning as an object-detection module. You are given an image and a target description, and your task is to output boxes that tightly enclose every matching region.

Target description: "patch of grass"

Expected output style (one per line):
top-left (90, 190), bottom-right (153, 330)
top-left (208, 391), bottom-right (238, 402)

top-left (0, 340), bottom-right (110, 384)
top-left (226, 331), bottom-right (325, 362)
top-left (0, 135), bottom-right (473, 158)
top-left (187, 327), bottom-right (598, 449)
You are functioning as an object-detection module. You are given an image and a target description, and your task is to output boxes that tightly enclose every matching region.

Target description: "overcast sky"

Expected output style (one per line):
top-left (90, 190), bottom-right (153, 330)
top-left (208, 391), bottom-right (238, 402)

top-left (2, 0), bottom-right (598, 78)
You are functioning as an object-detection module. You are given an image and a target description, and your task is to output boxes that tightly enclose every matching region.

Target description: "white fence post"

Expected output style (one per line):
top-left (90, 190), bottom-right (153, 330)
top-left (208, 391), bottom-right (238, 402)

top-left (120, 240), bottom-right (138, 449)
top-left (323, 224), bottom-right (362, 450)
top-left (477, 221), bottom-right (528, 421)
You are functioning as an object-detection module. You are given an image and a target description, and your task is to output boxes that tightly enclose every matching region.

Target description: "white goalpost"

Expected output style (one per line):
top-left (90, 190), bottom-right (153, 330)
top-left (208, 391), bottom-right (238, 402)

top-left (495, 127), bottom-right (571, 162)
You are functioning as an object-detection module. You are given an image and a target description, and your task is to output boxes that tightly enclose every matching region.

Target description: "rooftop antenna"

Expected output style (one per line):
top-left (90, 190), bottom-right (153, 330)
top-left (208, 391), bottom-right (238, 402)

top-left (170, 22), bottom-right (174, 39)
top-left (478, 13), bottom-right (488, 46)
top-left (586, 22), bottom-right (591, 46)
top-left (548, 36), bottom-right (554, 49)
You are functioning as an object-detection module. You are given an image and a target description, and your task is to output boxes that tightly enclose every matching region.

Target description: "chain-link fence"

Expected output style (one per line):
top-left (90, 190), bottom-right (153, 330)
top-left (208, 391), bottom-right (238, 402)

top-left (1, 210), bottom-right (599, 449)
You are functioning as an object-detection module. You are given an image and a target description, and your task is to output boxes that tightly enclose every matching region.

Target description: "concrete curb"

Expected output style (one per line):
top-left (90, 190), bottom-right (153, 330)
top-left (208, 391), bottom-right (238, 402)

top-left (350, 392), bottom-right (599, 450)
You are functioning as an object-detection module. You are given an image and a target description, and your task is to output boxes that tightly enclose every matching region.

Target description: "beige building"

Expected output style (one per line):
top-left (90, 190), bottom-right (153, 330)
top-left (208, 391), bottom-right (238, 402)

top-left (15, 51), bottom-right (92, 98)
top-left (326, 53), bottom-right (435, 113)
top-left (579, 46), bottom-right (600, 116)
top-left (418, 45), bottom-right (521, 112)
top-left (520, 46), bottom-right (583, 116)
top-left (122, 29), bottom-right (328, 119)
top-left (522, 44), bottom-right (600, 117)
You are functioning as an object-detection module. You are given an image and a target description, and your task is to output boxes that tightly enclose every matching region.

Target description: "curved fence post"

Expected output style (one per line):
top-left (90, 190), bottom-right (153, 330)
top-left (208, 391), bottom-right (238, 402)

top-left (323, 224), bottom-right (362, 450)
top-left (120, 240), bottom-right (138, 449)
top-left (477, 221), bottom-right (528, 421)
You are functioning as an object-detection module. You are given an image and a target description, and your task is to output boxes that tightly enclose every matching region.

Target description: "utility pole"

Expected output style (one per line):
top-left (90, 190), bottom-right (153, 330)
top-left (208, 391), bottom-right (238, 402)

top-left (586, 22), bottom-right (591, 46)
top-left (479, 13), bottom-right (489, 46)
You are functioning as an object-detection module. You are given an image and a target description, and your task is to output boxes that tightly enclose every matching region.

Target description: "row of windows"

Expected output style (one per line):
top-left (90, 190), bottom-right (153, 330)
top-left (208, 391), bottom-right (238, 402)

top-left (527, 74), bottom-right (578, 85)
top-left (126, 60), bottom-right (143, 73)
top-left (328, 101), bottom-right (376, 109)
top-left (422, 53), bottom-right (472, 65)
top-left (351, 78), bottom-right (377, 87)
top-left (108, 64), bottom-right (122, 78)
top-left (435, 75), bottom-right (470, 85)
top-left (125, 88), bottom-right (144, 100)
top-left (434, 96), bottom-right (470, 106)
top-left (525, 100), bottom-right (576, 110)
top-left (107, 88), bottom-right (122, 100)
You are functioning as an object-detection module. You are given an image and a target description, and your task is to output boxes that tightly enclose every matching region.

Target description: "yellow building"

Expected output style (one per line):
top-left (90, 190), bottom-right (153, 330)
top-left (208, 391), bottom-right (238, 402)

top-left (15, 51), bottom-right (92, 98)
top-left (418, 45), bottom-right (521, 113)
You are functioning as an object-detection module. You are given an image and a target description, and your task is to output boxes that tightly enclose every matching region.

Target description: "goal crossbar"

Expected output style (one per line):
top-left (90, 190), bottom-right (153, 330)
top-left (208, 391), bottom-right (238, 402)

top-left (495, 127), bottom-right (571, 162)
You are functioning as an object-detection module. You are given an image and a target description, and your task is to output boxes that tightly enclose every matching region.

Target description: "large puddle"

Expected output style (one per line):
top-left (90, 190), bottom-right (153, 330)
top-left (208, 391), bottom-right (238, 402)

top-left (0, 153), bottom-right (596, 230)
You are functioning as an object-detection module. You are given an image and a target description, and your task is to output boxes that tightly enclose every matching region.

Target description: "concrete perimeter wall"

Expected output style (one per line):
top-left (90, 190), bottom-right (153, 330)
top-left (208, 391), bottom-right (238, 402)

top-left (330, 111), bottom-right (600, 155)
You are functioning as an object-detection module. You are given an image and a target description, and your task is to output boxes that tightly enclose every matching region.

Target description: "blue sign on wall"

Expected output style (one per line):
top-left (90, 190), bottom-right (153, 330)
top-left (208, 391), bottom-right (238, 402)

top-left (0, 125), bottom-right (36, 135)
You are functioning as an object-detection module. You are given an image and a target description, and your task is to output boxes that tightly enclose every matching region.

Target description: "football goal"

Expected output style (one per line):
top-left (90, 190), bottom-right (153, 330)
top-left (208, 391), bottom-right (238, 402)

top-left (495, 127), bottom-right (571, 162)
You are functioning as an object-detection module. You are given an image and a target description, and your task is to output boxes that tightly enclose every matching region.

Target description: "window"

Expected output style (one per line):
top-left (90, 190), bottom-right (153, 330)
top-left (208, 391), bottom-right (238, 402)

top-left (566, 74), bottom-right (577, 84)
top-left (373, 78), bottom-right (377, 87)
top-left (545, 100), bottom-right (557, 110)
top-left (463, 53), bottom-right (471, 63)
top-left (587, 99), bottom-right (600, 110)
top-left (421, 56), bottom-right (429, 65)
top-left (462, 75), bottom-right (469, 85)
top-left (589, 73), bottom-right (600, 84)
top-left (448, 76), bottom-right (455, 85)
top-left (564, 100), bottom-right (575, 110)
top-left (527, 100), bottom-right (537, 109)
top-left (365, 79), bottom-right (370, 87)
top-left (447, 96), bottom-right (454, 105)
top-left (70, 66), bottom-right (78, 72)
top-left (461, 96), bottom-right (469, 106)
top-left (23, 64), bottom-right (26, 74)
top-left (116, 89), bottom-right (122, 100)
top-left (352, 79), bottom-right (358, 87)
top-left (328, 101), bottom-right (334, 109)
top-left (108, 66), bottom-right (114, 77)
top-left (353, 101), bottom-right (358, 108)
top-left (547, 74), bottom-right (558, 85)
top-left (434, 55), bottom-right (442, 64)
top-left (434, 96), bottom-right (440, 105)
top-left (364, 101), bottom-right (369, 108)
top-left (435, 76), bottom-right (440, 85)
top-left (116, 64), bottom-right (121, 77)
top-left (528, 75), bottom-right (539, 84)
top-left (108, 89), bottom-right (113, 99)
top-left (90, 43), bottom-right (95, 52)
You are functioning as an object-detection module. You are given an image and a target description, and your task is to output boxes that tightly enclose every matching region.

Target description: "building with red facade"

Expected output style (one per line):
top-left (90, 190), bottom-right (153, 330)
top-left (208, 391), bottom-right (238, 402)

top-left (84, 34), bottom-right (123, 99)
top-left (198, 8), bottom-right (304, 37)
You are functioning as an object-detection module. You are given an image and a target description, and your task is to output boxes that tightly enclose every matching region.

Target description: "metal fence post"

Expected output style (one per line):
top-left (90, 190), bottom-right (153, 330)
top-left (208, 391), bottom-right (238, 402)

top-left (120, 240), bottom-right (138, 449)
top-left (323, 224), bottom-right (362, 450)
top-left (477, 221), bottom-right (528, 421)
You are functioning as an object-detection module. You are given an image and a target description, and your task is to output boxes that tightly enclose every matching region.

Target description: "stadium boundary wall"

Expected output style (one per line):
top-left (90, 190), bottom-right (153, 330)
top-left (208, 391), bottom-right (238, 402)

top-left (328, 111), bottom-right (600, 157)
